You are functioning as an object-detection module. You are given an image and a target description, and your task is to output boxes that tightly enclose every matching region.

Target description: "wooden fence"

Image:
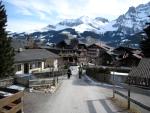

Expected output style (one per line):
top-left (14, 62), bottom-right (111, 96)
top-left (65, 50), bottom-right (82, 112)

top-left (113, 82), bottom-right (150, 112)
top-left (29, 70), bottom-right (67, 88)
top-left (29, 78), bottom-right (54, 87)
top-left (15, 69), bottom-right (68, 87)
top-left (0, 88), bottom-right (23, 113)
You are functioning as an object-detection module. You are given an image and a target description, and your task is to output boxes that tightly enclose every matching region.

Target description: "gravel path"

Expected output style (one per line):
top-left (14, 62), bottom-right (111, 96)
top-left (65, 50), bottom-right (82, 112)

top-left (24, 72), bottom-right (129, 113)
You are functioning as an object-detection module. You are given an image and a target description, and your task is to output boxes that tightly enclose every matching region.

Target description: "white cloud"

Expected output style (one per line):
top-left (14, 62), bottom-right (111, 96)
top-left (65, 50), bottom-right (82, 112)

top-left (7, 20), bottom-right (47, 33)
top-left (6, 0), bottom-right (150, 20)
top-left (5, 0), bottom-right (150, 32)
top-left (17, 8), bottom-right (32, 16)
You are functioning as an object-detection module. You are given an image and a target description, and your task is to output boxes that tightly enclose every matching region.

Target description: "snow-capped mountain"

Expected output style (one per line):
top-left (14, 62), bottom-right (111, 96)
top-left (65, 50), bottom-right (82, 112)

top-left (103, 2), bottom-right (150, 47)
top-left (42, 16), bottom-right (110, 33)
top-left (114, 2), bottom-right (150, 34)
top-left (42, 1), bottom-right (150, 34)
top-left (12, 1), bottom-right (150, 47)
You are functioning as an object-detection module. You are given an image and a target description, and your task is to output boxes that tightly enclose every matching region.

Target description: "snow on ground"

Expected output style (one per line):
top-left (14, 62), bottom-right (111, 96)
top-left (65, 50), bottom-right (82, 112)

top-left (110, 71), bottom-right (129, 76)
top-left (0, 91), bottom-right (13, 96)
top-left (8, 85), bottom-right (25, 91)
top-left (99, 20), bottom-right (117, 33)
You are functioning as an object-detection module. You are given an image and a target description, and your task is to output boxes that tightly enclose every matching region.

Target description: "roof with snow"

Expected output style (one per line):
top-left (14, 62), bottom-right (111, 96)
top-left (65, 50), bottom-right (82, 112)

top-left (88, 43), bottom-right (113, 51)
top-left (14, 49), bottom-right (59, 63)
top-left (129, 58), bottom-right (150, 78)
top-left (88, 43), bottom-right (103, 48)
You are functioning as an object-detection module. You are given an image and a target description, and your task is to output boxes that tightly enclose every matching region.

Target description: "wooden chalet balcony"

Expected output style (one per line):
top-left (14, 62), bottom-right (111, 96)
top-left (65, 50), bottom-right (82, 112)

top-left (59, 52), bottom-right (79, 57)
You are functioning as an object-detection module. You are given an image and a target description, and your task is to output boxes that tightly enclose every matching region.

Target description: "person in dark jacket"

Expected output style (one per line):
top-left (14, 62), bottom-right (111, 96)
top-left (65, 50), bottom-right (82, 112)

top-left (67, 68), bottom-right (71, 79)
top-left (79, 66), bottom-right (82, 79)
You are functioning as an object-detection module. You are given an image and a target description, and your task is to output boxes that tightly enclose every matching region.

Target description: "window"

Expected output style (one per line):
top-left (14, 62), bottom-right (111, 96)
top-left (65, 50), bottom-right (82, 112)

top-left (30, 61), bottom-right (42, 69)
top-left (38, 62), bottom-right (41, 68)
top-left (15, 64), bottom-right (21, 71)
top-left (30, 63), bottom-right (33, 69)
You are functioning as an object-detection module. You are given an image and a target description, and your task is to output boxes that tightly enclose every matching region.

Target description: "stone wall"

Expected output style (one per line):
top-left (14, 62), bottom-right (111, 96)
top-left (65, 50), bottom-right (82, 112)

top-left (0, 78), bottom-right (14, 87)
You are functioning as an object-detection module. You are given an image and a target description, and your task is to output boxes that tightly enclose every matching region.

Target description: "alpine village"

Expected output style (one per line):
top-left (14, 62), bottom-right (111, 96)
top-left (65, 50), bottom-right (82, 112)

top-left (0, 1), bottom-right (150, 113)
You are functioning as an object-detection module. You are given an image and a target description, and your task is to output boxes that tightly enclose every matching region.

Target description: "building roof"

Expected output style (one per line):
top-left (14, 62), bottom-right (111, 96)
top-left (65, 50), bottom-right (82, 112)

top-left (14, 49), bottom-right (59, 63)
top-left (88, 43), bottom-right (103, 49)
top-left (129, 58), bottom-right (150, 78)
top-left (88, 43), bottom-right (113, 51)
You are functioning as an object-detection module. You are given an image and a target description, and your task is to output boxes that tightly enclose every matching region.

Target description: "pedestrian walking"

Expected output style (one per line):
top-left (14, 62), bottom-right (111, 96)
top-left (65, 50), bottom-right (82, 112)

top-left (79, 66), bottom-right (82, 79)
top-left (67, 68), bottom-right (71, 79)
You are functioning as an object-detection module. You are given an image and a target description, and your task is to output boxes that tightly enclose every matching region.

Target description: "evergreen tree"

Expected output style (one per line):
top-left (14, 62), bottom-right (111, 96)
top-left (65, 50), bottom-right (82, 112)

top-left (140, 17), bottom-right (150, 58)
top-left (0, 1), bottom-right (14, 78)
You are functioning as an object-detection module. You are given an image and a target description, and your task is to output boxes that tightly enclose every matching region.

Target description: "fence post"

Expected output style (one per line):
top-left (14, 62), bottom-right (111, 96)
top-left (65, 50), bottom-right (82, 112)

top-left (113, 71), bottom-right (115, 98)
top-left (128, 84), bottom-right (130, 109)
top-left (52, 68), bottom-right (55, 86)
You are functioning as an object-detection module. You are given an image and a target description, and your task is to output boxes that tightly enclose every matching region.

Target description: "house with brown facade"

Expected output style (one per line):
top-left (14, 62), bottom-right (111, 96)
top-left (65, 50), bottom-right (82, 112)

top-left (87, 43), bottom-right (113, 66)
top-left (113, 46), bottom-right (142, 67)
top-left (129, 58), bottom-right (150, 88)
top-left (77, 43), bottom-right (88, 66)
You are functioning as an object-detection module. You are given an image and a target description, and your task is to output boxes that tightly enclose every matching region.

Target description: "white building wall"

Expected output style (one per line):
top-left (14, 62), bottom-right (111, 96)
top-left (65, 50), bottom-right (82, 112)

top-left (41, 61), bottom-right (45, 70)
top-left (15, 59), bottom-right (59, 74)
top-left (54, 59), bottom-right (58, 71)
top-left (15, 64), bottom-right (24, 74)
top-left (29, 68), bottom-right (41, 74)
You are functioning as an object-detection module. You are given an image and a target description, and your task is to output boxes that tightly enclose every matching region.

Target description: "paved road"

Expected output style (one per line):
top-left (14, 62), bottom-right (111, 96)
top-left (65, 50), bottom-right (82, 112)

top-left (24, 73), bottom-right (129, 113)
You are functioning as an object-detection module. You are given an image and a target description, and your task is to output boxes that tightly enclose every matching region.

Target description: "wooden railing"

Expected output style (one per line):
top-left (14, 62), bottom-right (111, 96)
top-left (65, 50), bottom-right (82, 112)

top-left (114, 82), bottom-right (150, 111)
top-left (0, 90), bottom-right (23, 113)
top-left (29, 78), bottom-right (54, 87)
top-left (29, 70), bottom-right (68, 87)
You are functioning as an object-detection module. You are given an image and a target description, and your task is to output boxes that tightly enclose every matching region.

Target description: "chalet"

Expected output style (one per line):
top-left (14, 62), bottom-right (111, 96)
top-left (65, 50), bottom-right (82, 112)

top-left (77, 43), bottom-right (87, 66)
top-left (128, 58), bottom-right (150, 88)
top-left (14, 49), bottom-right (60, 75)
top-left (44, 40), bottom-right (80, 66)
top-left (113, 46), bottom-right (142, 67)
top-left (87, 43), bottom-right (113, 66)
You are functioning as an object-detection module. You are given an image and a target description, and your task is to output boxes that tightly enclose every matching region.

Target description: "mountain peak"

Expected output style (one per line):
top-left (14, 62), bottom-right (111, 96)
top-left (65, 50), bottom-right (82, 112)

top-left (95, 17), bottom-right (109, 23)
top-left (78, 16), bottom-right (90, 22)
top-left (79, 16), bottom-right (89, 19)
top-left (128, 6), bottom-right (136, 13)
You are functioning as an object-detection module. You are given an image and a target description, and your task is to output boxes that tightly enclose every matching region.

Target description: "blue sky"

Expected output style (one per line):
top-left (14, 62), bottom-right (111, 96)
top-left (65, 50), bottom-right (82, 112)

top-left (3, 0), bottom-right (150, 33)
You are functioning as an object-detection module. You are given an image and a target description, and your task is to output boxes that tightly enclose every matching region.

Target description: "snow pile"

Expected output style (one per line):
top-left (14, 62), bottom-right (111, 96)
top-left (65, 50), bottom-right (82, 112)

top-left (110, 71), bottom-right (129, 76)
top-left (8, 85), bottom-right (25, 91)
top-left (0, 91), bottom-right (13, 97)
